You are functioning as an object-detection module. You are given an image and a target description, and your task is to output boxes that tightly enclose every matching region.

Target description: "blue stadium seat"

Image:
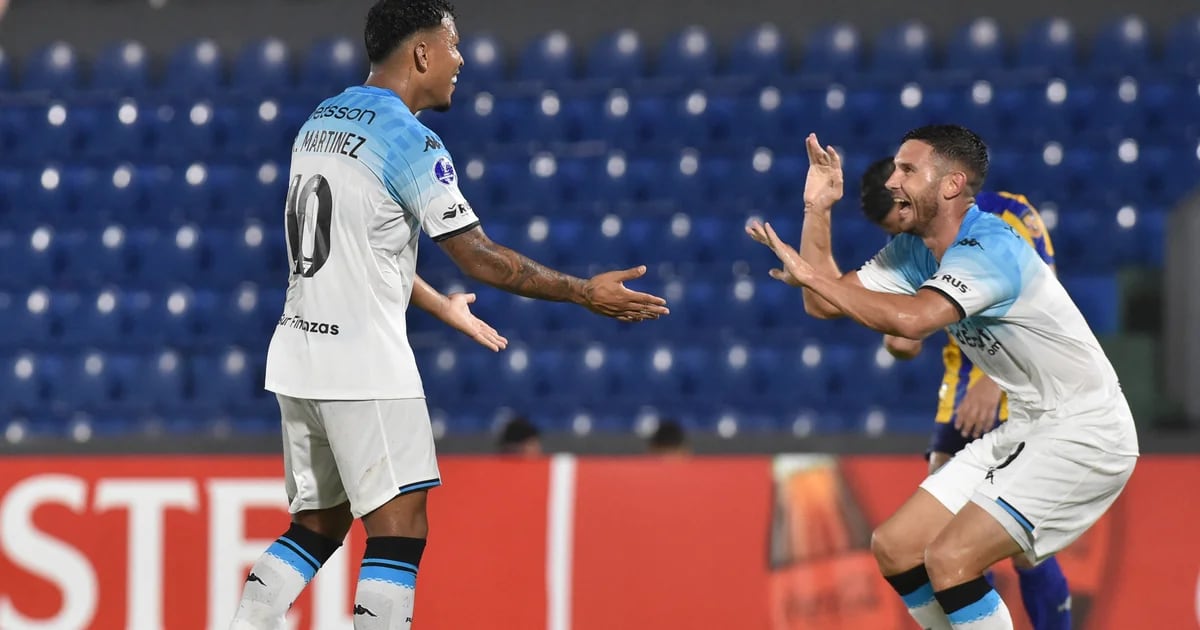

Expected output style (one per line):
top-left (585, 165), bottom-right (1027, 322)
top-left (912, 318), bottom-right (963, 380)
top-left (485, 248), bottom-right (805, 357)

top-left (123, 289), bottom-right (199, 348)
top-left (191, 347), bottom-right (257, 407)
top-left (49, 351), bottom-right (116, 410)
top-left (1078, 77), bottom-right (1147, 143)
top-left (870, 21), bottom-right (933, 79)
top-left (0, 353), bottom-right (44, 413)
top-left (586, 29), bottom-right (645, 82)
top-left (119, 348), bottom-right (184, 408)
top-left (129, 226), bottom-right (203, 287)
top-left (232, 38), bottom-right (292, 93)
top-left (56, 289), bottom-right (124, 348)
top-left (1061, 275), bottom-right (1119, 334)
top-left (224, 98), bottom-right (292, 158)
top-left (301, 37), bottom-right (365, 94)
top-left (82, 99), bottom-right (152, 160)
top-left (152, 100), bottom-right (219, 161)
top-left (1165, 15), bottom-right (1200, 75)
top-left (727, 24), bottom-right (787, 80)
top-left (164, 40), bottom-right (225, 95)
top-left (655, 26), bottom-right (716, 81)
top-left (205, 222), bottom-right (276, 287)
top-left (944, 18), bottom-right (1007, 75)
top-left (0, 227), bottom-right (56, 289)
top-left (1016, 18), bottom-right (1077, 75)
top-left (1089, 15), bottom-right (1151, 76)
top-left (21, 42), bottom-right (80, 92)
top-left (460, 35), bottom-right (505, 88)
top-left (800, 23), bottom-right (861, 78)
top-left (0, 290), bottom-right (52, 349)
top-left (12, 101), bottom-right (77, 162)
top-left (515, 31), bottom-right (576, 86)
top-left (91, 40), bottom-right (150, 93)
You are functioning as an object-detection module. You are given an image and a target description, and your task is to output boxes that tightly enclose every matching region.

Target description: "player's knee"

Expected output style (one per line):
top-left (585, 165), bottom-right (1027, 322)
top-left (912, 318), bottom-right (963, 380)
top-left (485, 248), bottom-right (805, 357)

top-left (363, 490), bottom-right (430, 538)
top-left (923, 537), bottom-right (972, 589)
top-left (871, 523), bottom-right (918, 574)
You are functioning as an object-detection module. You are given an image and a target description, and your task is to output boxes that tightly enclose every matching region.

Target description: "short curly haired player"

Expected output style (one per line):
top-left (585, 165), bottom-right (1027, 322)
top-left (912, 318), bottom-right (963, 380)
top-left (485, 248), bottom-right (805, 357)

top-left (860, 156), bottom-right (1072, 630)
top-left (229, 1), bottom-right (668, 628)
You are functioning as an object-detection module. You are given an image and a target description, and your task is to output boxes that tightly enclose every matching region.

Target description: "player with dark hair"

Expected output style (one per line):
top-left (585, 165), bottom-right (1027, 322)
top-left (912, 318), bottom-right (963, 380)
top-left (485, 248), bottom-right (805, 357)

top-left (230, 1), bottom-right (668, 628)
top-left (861, 157), bottom-right (1072, 630)
top-left (748, 125), bottom-right (1137, 629)
top-left (498, 415), bottom-right (542, 456)
top-left (647, 418), bottom-right (689, 456)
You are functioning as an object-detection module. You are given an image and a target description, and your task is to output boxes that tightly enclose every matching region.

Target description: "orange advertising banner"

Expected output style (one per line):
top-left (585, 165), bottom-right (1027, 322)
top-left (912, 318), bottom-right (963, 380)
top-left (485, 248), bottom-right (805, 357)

top-left (0, 454), bottom-right (1195, 629)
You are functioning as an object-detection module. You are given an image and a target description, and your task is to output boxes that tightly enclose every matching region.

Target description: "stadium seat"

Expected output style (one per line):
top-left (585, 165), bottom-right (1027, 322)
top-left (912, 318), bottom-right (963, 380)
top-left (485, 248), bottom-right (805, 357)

top-left (586, 29), bottom-right (645, 82)
top-left (301, 37), bottom-right (366, 94)
top-left (726, 24), bottom-right (787, 80)
top-left (1061, 275), bottom-right (1119, 334)
top-left (515, 31), bottom-right (576, 86)
top-left (459, 35), bottom-right (505, 88)
top-left (56, 289), bottom-right (124, 348)
top-left (1016, 18), bottom-right (1077, 75)
top-left (944, 17), bottom-right (1007, 75)
top-left (91, 40), bottom-right (150, 94)
top-left (49, 351), bottom-right (116, 410)
top-left (21, 42), bottom-right (80, 93)
top-left (800, 22), bottom-right (861, 78)
top-left (191, 347), bottom-right (257, 407)
top-left (164, 40), bottom-right (225, 95)
top-left (0, 227), bottom-right (56, 289)
top-left (0, 289), bottom-right (53, 349)
top-left (1089, 15), bottom-right (1151, 76)
top-left (232, 38), bottom-right (292, 93)
top-left (1165, 14), bottom-right (1200, 75)
top-left (870, 21), bottom-right (933, 79)
top-left (128, 226), bottom-right (203, 288)
top-left (0, 353), bottom-right (44, 413)
top-left (655, 26), bottom-right (716, 81)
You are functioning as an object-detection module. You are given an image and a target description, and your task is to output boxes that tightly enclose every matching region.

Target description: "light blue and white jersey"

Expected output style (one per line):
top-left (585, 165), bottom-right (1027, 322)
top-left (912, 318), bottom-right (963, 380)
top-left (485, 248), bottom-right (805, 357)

top-left (266, 86), bottom-right (480, 399)
top-left (858, 206), bottom-right (1137, 454)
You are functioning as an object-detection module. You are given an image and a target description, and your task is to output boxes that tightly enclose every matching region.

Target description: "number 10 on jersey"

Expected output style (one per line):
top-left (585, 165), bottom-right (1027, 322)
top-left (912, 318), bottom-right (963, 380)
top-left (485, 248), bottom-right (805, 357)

top-left (285, 173), bottom-right (333, 278)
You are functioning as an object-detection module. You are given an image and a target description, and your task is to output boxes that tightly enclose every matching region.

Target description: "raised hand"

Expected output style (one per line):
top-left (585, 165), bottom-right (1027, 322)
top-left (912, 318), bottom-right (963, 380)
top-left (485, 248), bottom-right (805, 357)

top-left (803, 133), bottom-right (844, 212)
top-left (441, 292), bottom-right (509, 352)
top-left (582, 266), bottom-right (670, 322)
top-left (746, 220), bottom-right (816, 287)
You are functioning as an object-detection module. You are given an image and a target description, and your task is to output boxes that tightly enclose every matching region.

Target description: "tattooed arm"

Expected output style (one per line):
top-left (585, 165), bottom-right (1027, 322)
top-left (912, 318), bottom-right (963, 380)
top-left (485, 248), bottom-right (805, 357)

top-left (437, 226), bottom-right (669, 321)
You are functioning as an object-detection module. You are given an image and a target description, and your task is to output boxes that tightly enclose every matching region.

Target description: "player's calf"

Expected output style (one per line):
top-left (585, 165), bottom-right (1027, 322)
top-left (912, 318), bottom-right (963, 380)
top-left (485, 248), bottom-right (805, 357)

top-left (230, 522), bottom-right (343, 629)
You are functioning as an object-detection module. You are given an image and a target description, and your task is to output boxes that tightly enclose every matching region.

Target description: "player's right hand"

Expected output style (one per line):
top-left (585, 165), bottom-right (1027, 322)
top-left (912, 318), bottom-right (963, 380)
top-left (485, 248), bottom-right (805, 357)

top-left (802, 133), bottom-right (844, 212)
top-left (582, 266), bottom-right (670, 322)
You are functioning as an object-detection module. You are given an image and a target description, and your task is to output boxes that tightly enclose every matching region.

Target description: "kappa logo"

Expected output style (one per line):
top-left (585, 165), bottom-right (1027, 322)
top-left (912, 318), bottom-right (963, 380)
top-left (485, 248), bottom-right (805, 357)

top-left (245, 573), bottom-right (266, 586)
top-left (957, 238), bottom-right (983, 249)
top-left (433, 156), bottom-right (457, 185)
top-left (354, 604), bottom-right (377, 617)
top-left (423, 135), bottom-right (442, 152)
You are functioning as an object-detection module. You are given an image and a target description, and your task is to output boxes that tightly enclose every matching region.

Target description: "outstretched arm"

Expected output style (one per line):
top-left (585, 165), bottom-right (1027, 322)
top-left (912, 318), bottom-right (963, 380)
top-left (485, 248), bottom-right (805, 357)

top-left (749, 220), bottom-right (959, 339)
top-left (437, 226), bottom-right (669, 322)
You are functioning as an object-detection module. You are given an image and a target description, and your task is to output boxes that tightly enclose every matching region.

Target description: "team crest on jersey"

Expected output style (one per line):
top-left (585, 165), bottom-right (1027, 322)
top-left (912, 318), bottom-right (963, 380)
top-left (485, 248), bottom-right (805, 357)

top-left (433, 156), bottom-right (457, 185)
top-left (1022, 213), bottom-right (1044, 239)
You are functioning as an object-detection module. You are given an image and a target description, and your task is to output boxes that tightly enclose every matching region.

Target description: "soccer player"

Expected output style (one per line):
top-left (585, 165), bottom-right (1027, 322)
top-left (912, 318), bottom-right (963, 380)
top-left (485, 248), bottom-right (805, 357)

top-left (747, 126), bottom-right (1138, 630)
top-left (860, 157), bottom-right (1072, 629)
top-left (497, 415), bottom-right (543, 456)
top-left (230, 2), bottom-right (669, 628)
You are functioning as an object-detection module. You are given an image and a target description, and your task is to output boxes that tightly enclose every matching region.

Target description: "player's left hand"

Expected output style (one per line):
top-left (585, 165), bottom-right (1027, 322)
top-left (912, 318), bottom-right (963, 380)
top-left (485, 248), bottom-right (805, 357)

top-left (746, 220), bottom-right (814, 287)
top-left (956, 375), bottom-right (1003, 438)
top-left (442, 293), bottom-right (508, 352)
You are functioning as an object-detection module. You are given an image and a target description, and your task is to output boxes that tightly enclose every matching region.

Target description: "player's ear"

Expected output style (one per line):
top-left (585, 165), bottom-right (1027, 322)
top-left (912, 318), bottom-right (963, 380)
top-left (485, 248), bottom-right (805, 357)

top-left (942, 170), bottom-right (968, 200)
top-left (413, 40), bottom-right (430, 72)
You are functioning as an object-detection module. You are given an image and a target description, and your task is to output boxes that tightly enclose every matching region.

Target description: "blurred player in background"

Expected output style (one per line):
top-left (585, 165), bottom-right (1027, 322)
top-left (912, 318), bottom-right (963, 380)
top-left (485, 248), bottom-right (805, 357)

top-left (230, 1), bottom-right (669, 628)
top-left (748, 126), bottom-right (1137, 630)
top-left (647, 418), bottom-right (690, 457)
top-left (497, 415), bottom-right (543, 456)
top-left (860, 157), bottom-right (1072, 630)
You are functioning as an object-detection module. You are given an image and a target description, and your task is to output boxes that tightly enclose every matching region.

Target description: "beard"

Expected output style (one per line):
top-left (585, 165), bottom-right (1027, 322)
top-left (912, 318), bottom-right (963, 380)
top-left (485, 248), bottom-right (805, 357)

top-left (907, 188), bottom-right (941, 237)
